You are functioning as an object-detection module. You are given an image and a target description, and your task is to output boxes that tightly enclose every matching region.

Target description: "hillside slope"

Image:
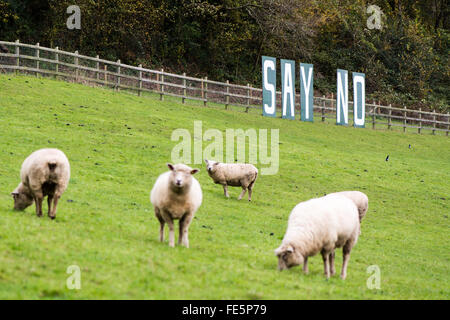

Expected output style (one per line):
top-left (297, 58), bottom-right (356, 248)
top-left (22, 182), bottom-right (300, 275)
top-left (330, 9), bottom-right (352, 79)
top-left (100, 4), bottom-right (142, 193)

top-left (0, 75), bottom-right (448, 299)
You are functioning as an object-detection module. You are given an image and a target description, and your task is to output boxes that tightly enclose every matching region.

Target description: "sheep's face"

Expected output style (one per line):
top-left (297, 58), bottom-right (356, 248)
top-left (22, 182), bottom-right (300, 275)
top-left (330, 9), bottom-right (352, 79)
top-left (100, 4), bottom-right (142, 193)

top-left (275, 245), bottom-right (304, 270)
top-left (204, 159), bottom-right (219, 174)
top-left (168, 163), bottom-right (199, 190)
top-left (11, 184), bottom-right (34, 211)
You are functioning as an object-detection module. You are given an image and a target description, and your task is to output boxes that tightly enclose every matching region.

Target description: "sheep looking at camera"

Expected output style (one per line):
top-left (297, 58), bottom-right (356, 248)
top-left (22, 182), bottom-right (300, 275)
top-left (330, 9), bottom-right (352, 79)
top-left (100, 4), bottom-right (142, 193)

top-left (11, 148), bottom-right (70, 219)
top-left (275, 194), bottom-right (360, 279)
top-left (150, 163), bottom-right (202, 248)
top-left (204, 159), bottom-right (258, 201)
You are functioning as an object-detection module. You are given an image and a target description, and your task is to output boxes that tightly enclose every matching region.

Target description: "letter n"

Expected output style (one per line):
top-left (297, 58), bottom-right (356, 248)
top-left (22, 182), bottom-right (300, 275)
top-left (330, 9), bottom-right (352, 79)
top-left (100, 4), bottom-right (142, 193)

top-left (336, 69), bottom-right (348, 125)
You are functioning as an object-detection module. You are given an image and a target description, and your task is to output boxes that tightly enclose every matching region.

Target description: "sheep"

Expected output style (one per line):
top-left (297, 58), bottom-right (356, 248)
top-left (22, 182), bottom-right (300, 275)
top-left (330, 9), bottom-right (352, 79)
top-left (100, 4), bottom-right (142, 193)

top-left (274, 194), bottom-right (360, 279)
top-left (11, 148), bottom-right (70, 219)
top-left (150, 163), bottom-right (202, 248)
top-left (204, 159), bottom-right (258, 201)
top-left (327, 191), bottom-right (368, 223)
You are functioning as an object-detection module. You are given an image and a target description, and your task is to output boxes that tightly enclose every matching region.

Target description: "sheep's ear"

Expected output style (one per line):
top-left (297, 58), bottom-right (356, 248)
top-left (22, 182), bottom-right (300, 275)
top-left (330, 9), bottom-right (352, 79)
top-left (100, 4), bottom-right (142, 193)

top-left (204, 159), bottom-right (209, 164)
top-left (167, 163), bottom-right (175, 171)
top-left (191, 169), bottom-right (199, 175)
top-left (274, 246), bottom-right (283, 256)
top-left (213, 162), bottom-right (219, 166)
top-left (11, 192), bottom-right (18, 198)
top-left (286, 245), bottom-right (294, 253)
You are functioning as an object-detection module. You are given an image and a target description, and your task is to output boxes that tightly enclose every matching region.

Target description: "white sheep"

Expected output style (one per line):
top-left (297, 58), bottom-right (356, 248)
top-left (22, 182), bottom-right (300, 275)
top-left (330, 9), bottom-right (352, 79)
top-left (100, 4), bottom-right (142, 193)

top-left (11, 148), bottom-right (70, 219)
top-left (275, 194), bottom-right (360, 279)
top-left (326, 190), bottom-right (368, 236)
top-left (327, 191), bottom-right (368, 222)
top-left (204, 159), bottom-right (258, 201)
top-left (150, 163), bottom-right (202, 248)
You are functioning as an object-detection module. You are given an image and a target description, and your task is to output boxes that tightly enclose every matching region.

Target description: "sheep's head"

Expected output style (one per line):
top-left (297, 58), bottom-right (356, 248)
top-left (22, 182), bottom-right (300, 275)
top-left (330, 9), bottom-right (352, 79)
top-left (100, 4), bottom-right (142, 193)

top-left (11, 183), bottom-right (33, 211)
top-left (167, 163), bottom-right (199, 192)
top-left (275, 244), bottom-right (304, 270)
top-left (204, 159), bottom-right (219, 174)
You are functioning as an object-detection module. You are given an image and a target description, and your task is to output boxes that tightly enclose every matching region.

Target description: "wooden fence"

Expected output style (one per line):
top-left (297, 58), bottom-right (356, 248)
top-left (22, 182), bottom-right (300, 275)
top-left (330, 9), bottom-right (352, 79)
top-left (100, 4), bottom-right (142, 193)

top-left (0, 40), bottom-right (448, 135)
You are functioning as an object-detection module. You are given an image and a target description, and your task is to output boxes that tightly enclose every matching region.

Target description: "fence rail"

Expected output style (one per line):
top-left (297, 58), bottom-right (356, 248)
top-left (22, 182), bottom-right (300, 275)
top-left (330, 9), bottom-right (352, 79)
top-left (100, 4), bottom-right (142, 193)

top-left (0, 40), bottom-right (448, 135)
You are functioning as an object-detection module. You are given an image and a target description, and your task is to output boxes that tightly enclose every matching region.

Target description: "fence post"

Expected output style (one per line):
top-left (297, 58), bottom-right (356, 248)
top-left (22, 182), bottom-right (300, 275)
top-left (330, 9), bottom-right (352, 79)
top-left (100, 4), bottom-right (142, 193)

top-left (403, 106), bottom-right (407, 133)
top-left (160, 68), bottom-right (164, 101)
top-left (418, 108), bottom-right (422, 134)
top-left (104, 64), bottom-right (107, 84)
top-left (116, 59), bottom-right (121, 91)
top-left (432, 109), bottom-right (436, 135)
top-left (225, 80), bottom-right (230, 109)
top-left (321, 95), bottom-right (325, 122)
top-left (201, 77), bottom-right (204, 101)
top-left (372, 101), bottom-right (376, 130)
top-left (138, 64), bottom-right (142, 97)
top-left (55, 47), bottom-right (59, 77)
top-left (447, 112), bottom-right (449, 136)
top-left (156, 72), bottom-right (159, 92)
top-left (182, 72), bottom-right (186, 104)
top-left (388, 104), bottom-right (392, 130)
top-left (96, 55), bottom-right (99, 80)
top-left (35, 42), bottom-right (40, 77)
top-left (246, 83), bottom-right (251, 113)
top-left (74, 50), bottom-right (79, 81)
top-left (15, 40), bottom-right (19, 74)
top-left (204, 77), bottom-right (208, 107)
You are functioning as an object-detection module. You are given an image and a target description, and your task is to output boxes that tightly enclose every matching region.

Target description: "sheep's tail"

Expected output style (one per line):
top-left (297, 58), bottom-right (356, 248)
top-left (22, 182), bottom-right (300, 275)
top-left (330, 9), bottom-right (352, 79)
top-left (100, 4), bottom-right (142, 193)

top-left (48, 161), bottom-right (57, 171)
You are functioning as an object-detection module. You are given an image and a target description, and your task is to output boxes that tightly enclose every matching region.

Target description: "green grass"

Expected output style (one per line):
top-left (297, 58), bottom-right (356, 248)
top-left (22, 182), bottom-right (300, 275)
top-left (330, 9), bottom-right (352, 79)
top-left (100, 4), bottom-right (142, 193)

top-left (0, 74), bottom-right (449, 299)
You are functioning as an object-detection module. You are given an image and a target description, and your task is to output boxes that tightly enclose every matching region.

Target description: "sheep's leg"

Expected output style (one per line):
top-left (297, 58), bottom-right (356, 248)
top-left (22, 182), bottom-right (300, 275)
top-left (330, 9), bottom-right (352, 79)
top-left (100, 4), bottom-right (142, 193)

top-left (341, 242), bottom-right (353, 280)
top-left (302, 257), bottom-right (309, 274)
top-left (155, 209), bottom-right (165, 242)
top-left (238, 187), bottom-right (247, 200)
top-left (179, 214), bottom-right (193, 248)
top-left (178, 217), bottom-right (184, 245)
top-left (34, 192), bottom-right (43, 217)
top-left (49, 194), bottom-right (60, 220)
top-left (47, 195), bottom-right (53, 217)
top-left (167, 218), bottom-right (175, 247)
top-left (321, 251), bottom-right (330, 279)
top-left (223, 184), bottom-right (229, 198)
top-left (329, 251), bottom-right (336, 276)
top-left (248, 178), bottom-right (256, 201)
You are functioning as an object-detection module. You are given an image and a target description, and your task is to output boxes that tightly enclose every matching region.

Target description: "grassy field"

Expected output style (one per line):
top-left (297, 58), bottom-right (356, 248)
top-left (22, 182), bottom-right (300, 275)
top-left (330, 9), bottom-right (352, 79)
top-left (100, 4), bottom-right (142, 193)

top-left (0, 74), bottom-right (448, 299)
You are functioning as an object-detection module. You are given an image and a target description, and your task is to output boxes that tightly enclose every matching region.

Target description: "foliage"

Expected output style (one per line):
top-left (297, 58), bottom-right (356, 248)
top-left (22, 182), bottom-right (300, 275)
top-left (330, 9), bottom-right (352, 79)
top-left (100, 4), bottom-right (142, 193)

top-left (0, 0), bottom-right (448, 110)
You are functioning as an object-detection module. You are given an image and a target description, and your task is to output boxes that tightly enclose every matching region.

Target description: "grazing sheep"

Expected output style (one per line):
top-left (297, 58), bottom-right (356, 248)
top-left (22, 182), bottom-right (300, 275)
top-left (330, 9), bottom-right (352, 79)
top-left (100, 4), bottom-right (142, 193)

top-left (150, 163), bottom-right (202, 248)
top-left (327, 191), bottom-right (368, 223)
top-left (275, 194), bottom-right (360, 279)
top-left (204, 159), bottom-right (258, 201)
top-left (11, 148), bottom-right (70, 219)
